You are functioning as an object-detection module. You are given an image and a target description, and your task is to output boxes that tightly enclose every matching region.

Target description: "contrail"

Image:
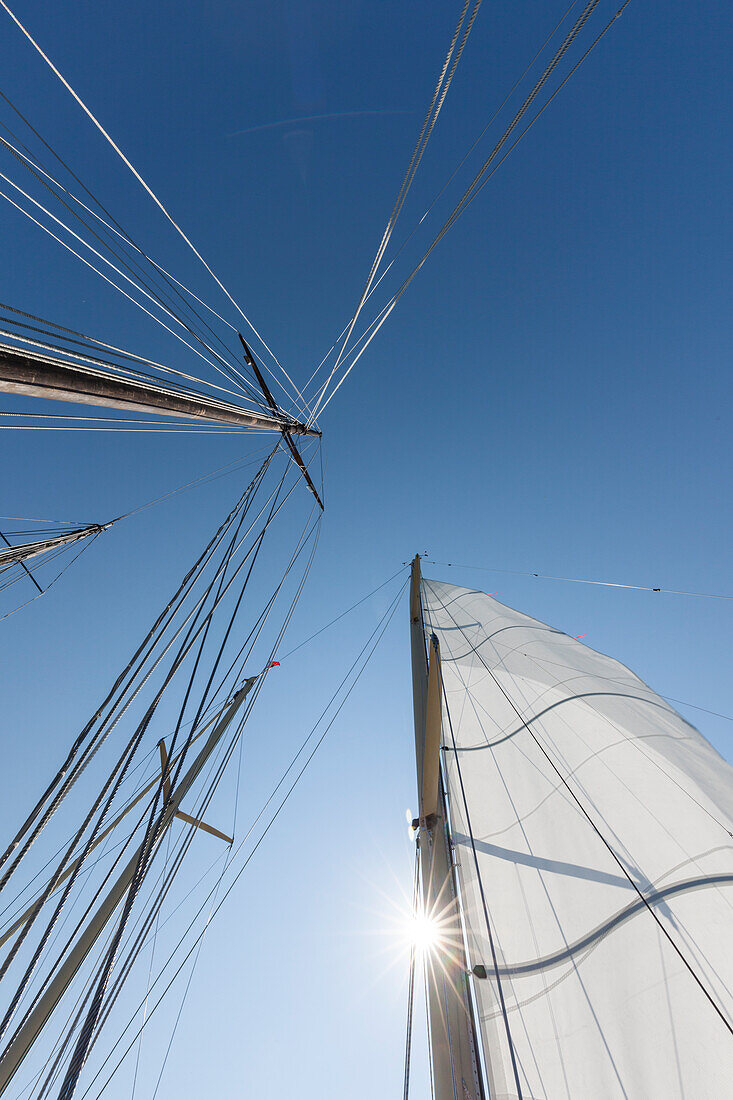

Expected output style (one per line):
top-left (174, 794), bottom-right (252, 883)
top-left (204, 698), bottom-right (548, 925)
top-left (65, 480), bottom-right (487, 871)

top-left (227, 109), bottom-right (411, 138)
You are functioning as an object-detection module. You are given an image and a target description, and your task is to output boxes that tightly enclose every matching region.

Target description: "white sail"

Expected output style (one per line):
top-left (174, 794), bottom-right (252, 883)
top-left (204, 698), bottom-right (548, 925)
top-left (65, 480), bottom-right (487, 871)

top-left (421, 577), bottom-right (733, 1100)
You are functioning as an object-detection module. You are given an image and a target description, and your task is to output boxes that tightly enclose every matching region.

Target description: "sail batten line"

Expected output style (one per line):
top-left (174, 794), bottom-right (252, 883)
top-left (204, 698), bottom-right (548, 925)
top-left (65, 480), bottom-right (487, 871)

top-left (492, 873), bottom-right (733, 978)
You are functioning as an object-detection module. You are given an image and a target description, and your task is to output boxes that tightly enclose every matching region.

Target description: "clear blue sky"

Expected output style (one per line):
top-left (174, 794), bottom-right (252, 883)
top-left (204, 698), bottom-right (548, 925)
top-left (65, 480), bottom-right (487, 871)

top-left (1, 1), bottom-right (731, 1096)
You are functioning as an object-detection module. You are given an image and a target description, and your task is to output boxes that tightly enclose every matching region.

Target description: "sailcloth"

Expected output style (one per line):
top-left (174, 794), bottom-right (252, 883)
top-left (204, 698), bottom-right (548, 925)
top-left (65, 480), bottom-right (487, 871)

top-left (421, 577), bottom-right (733, 1100)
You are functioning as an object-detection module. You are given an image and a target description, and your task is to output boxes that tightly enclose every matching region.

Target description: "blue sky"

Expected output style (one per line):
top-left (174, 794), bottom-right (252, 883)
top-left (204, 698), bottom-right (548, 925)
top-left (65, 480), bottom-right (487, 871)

top-left (1, 1), bottom-right (731, 1095)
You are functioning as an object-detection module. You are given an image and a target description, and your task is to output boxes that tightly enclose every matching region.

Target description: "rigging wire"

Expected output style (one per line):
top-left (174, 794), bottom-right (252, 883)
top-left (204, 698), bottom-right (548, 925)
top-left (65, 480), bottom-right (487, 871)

top-left (0, 531), bottom-right (99, 621)
top-left (0, 449), bottom-right (304, 1086)
top-left (0, 0), bottom-right (307, 416)
top-left (72, 508), bottom-right (325, 1086)
top-left (0, 310), bottom-right (255, 404)
top-left (0, 445), bottom-right (281, 891)
top-left (312, 1), bottom-right (631, 420)
top-left (301, 0), bottom-right (583, 408)
top-left (0, 172), bottom-right (266, 395)
top-left (47, 476), bottom-right (318, 1096)
top-left (0, 95), bottom-right (261, 399)
top-left (0, 132), bottom-right (259, 402)
top-left (38, 510), bottom-right (325, 1095)
top-left (422, 559), bottom-right (733, 601)
top-left (148, 844), bottom-right (226, 1100)
top-left (0, 445), bottom-right (282, 618)
top-left (129, 830), bottom-right (169, 1100)
top-left (308, 0), bottom-right (483, 425)
top-left (75, 578), bottom-right (407, 1099)
top-left (402, 846), bottom-right (420, 1100)
top-left (0, 182), bottom-right (251, 388)
top-left (8, 497), bottom-right (314, 1091)
top-left (0, 296), bottom-right (258, 402)
top-left (0, 423), bottom-right (247, 434)
top-left (0, 99), bottom-right (256, 374)
top-left (279, 564), bottom-right (410, 660)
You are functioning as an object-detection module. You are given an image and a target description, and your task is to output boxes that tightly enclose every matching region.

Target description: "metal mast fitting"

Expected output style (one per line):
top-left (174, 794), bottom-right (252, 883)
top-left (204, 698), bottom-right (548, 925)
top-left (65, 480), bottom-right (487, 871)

top-left (409, 555), bottom-right (485, 1100)
top-left (0, 344), bottom-right (319, 435)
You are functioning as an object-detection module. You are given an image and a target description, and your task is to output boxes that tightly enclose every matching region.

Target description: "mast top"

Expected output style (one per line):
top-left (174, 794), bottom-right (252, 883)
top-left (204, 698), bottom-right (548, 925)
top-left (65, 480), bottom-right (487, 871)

top-left (409, 554), bottom-right (422, 624)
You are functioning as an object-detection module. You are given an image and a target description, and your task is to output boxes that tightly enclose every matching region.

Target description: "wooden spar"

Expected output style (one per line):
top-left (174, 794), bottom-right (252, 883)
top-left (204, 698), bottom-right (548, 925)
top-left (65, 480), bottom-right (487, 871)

top-left (0, 526), bottom-right (104, 571)
top-left (409, 556), bottom-right (485, 1100)
top-left (0, 344), bottom-right (319, 435)
top-left (0, 679), bottom-right (256, 1096)
top-left (0, 711), bottom-right (223, 953)
top-left (237, 334), bottom-right (324, 510)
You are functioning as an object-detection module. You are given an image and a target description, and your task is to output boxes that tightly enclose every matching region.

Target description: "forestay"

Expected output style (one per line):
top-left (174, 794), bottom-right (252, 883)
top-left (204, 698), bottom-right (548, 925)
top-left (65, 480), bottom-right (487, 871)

top-left (421, 577), bottom-right (733, 1100)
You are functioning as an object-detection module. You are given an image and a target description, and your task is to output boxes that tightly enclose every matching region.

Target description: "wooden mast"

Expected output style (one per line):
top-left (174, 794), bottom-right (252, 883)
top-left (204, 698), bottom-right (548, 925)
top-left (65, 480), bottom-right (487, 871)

top-left (0, 679), bottom-right (256, 1096)
top-left (0, 344), bottom-right (319, 435)
top-left (409, 555), bottom-right (485, 1100)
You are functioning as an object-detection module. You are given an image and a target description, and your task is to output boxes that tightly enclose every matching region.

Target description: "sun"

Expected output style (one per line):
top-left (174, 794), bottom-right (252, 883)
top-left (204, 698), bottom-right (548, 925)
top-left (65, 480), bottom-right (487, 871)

top-left (408, 910), bottom-right (441, 953)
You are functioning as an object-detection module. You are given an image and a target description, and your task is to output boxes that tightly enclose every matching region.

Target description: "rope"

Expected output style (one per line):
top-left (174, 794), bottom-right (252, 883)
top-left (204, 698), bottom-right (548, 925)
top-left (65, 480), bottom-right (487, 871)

top-left (0, 94), bottom-right (260, 399)
top-left (75, 578), bottom-right (407, 1099)
top-left (0, 181), bottom-right (247, 384)
top-left (423, 559), bottom-right (733, 601)
top-left (279, 564), bottom-right (409, 660)
top-left (0, 0), bottom-right (302, 410)
top-left (0, 532), bottom-right (99, 622)
top-left (0, 469), bottom-right (300, 1082)
top-left (302, 0), bottom-right (582, 409)
top-left (0, 458), bottom-right (293, 1088)
top-left (313, 2), bottom-right (631, 420)
top-left (0, 447), bottom-right (279, 889)
top-left (0, 132), bottom-right (258, 401)
top-left (0, 303), bottom-right (256, 402)
top-left (402, 846), bottom-right (420, 1100)
top-left (308, 0), bottom-right (483, 425)
top-left (430, 653), bottom-right (523, 1095)
top-left (72, 509), bottom-right (325, 1084)
top-left (49, 465), bottom-right (298, 1096)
